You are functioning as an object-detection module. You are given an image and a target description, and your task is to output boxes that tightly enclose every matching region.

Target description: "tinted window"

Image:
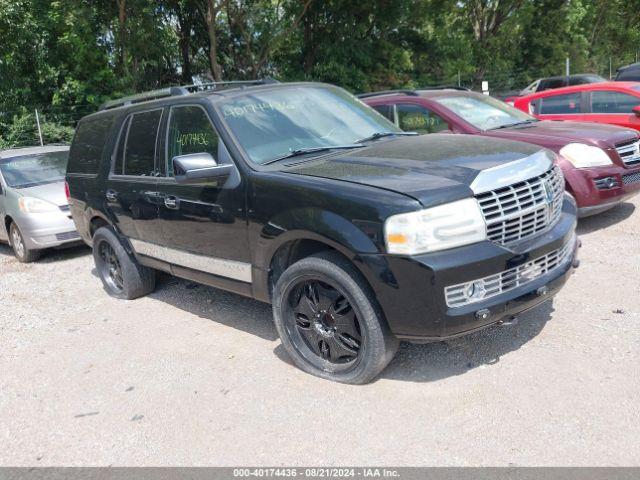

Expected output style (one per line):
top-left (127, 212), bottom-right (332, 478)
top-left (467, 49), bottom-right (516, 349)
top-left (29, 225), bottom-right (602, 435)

top-left (218, 85), bottom-right (399, 164)
top-left (539, 93), bottom-right (582, 114)
top-left (372, 104), bottom-right (394, 122)
top-left (123, 110), bottom-right (162, 176)
top-left (0, 151), bottom-right (68, 188)
top-left (540, 78), bottom-right (566, 91)
top-left (591, 91), bottom-right (640, 113)
top-left (569, 75), bottom-right (604, 86)
top-left (68, 116), bottom-right (115, 174)
top-left (396, 104), bottom-right (449, 134)
top-left (166, 106), bottom-right (219, 176)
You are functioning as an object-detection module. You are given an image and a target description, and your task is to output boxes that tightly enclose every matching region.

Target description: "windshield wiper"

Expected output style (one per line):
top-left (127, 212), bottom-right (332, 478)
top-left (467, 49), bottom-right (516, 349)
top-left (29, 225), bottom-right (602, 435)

top-left (262, 144), bottom-right (365, 165)
top-left (355, 131), bottom-right (418, 143)
top-left (488, 119), bottom-right (538, 131)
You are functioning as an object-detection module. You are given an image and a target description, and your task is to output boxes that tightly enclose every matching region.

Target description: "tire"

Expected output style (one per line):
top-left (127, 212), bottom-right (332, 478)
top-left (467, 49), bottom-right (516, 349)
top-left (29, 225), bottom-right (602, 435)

top-left (92, 226), bottom-right (155, 300)
top-left (9, 222), bottom-right (40, 263)
top-left (272, 251), bottom-right (398, 384)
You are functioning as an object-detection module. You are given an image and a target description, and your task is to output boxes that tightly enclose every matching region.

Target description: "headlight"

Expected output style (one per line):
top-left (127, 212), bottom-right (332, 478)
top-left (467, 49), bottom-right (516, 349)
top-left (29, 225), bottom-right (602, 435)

top-left (18, 197), bottom-right (59, 214)
top-left (560, 143), bottom-right (612, 168)
top-left (384, 198), bottom-right (487, 255)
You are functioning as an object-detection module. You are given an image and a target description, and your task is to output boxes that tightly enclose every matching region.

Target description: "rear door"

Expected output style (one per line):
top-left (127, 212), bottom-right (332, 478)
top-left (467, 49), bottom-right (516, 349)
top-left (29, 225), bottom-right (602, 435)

top-left (105, 108), bottom-right (165, 243)
top-left (0, 174), bottom-right (7, 242)
top-left (533, 91), bottom-right (586, 122)
top-left (153, 104), bottom-right (251, 282)
top-left (585, 89), bottom-right (640, 130)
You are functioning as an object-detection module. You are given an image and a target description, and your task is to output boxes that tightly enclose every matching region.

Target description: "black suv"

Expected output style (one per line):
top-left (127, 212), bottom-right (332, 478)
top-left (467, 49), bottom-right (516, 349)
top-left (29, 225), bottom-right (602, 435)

top-left (67, 80), bottom-right (579, 384)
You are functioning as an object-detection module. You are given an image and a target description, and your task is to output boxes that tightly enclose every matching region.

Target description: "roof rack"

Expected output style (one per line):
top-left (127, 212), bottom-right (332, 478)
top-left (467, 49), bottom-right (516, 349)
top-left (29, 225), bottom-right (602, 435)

top-left (358, 90), bottom-right (420, 99)
top-left (99, 78), bottom-right (279, 111)
top-left (358, 86), bottom-right (472, 99)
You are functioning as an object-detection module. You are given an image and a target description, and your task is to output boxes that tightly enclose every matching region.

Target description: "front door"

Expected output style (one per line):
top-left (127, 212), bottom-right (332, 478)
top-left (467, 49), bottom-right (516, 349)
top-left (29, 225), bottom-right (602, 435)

top-left (105, 108), bottom-right (164, 243)
top-left (153, 104), bottom-right (251, 283)
top-left (0, 176), bottom-right (7, 242)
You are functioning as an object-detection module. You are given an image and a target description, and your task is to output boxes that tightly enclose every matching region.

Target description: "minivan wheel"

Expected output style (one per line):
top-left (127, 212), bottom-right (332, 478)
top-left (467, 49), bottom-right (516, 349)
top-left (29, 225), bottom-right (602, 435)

top-left (9, 222), bottom-right (40, 263)
top-left (273, 251), bottom-right (398, 384)
top-left (92, 226), bottom-right (155, 300)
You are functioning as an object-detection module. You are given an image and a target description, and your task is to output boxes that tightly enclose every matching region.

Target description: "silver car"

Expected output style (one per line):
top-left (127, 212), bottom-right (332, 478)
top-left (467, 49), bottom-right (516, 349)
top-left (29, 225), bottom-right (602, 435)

top-left (0, 146), bottom-right (81, 262)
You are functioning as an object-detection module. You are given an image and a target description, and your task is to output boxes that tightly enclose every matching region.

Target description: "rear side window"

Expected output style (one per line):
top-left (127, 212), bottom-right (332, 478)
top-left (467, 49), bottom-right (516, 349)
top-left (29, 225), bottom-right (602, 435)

top-left (540, 78), bottom-right (566, 91)
top-left (539, 93), bottom-right (582, 114)
top-left (114, 109), bottom-right (162, 176)
top-left (591, 91), bottom-right (640, 113)
top-left (166, 106), bottom-right (219, 176)
top-left (68, 116), bottom-right (115, 175)
top-left (371, 104), bottom-right (394, 122)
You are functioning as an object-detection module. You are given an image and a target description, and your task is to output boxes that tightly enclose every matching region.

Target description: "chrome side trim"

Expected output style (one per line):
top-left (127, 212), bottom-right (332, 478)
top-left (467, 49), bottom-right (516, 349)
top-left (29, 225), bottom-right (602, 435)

top-left (470, 150), bottom-right (554, 195)
top-left (129, 239), bottom-right (252, 283)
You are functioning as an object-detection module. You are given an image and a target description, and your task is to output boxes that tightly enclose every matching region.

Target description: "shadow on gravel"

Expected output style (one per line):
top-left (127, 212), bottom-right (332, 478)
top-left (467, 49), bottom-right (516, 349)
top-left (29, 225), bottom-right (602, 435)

top-left (577, 201), bottom-right (635, 235)
top-left (88, 256), bottom-right (553, 382)
top-left (0, 241), bottom-right (89, 262)
top-left (148, 273), bottom-right (278, 342)
top-left (380, 300), bottom-right (554, 383)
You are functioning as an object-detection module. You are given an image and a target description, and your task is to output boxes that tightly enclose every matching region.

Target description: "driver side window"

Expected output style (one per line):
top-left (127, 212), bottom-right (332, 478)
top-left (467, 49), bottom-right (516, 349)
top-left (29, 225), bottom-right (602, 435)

top-left (396, 104), bottom-right (449, 134)
top-left (166, 105), bottom-right (219, 176)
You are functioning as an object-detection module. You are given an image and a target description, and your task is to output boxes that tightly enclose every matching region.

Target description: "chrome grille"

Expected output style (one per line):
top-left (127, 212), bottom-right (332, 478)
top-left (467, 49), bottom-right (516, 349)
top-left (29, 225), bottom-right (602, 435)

top-left (445, 236), bottom-right (575, 308)
top-left (616, 140), bottom-right (640, 166)
top-left (56, 231), bottom-right (81, 241)
top-left (623, 171), bottom-right (640, 185)
top-left (476, 166), bottom-right (564, 246)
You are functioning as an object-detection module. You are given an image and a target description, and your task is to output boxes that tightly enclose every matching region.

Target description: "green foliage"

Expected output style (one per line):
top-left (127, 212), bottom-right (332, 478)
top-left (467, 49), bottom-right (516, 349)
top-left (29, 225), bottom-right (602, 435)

top-left (1, 0), bottom-right (640, 148)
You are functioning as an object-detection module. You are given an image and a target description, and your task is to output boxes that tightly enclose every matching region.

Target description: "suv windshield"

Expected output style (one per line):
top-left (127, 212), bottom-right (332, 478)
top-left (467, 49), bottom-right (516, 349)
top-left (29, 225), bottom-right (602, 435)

top-left (435, 94), bottom-right (536, 131)
top-left (0, 151), bottom-right (68, 188)
top-left (218, 85), bottom-right (401, 164)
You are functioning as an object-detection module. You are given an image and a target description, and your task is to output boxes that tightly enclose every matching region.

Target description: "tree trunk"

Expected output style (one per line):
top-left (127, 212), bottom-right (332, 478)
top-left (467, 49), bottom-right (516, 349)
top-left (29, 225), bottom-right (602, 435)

top-left (205, 0), bottom-right (223, 81)
top-left (177, 12), bottom-right (193, 83)
top-left (116, 0), bottom-right (127, 75)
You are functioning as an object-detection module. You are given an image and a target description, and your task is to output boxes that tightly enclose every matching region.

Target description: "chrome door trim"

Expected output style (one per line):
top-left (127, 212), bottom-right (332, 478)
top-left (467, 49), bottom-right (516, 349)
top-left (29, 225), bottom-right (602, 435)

top-left (129, 238), bottom-right (252, 283)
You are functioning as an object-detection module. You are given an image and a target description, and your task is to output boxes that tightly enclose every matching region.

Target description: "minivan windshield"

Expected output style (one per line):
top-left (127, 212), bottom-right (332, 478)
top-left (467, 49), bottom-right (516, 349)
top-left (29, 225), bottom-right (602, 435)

top-left (218, 85), bottom-right (402, 164)
top-left (435, 94), bottom-right (536, 131)
top-left (0, 151), bottom-right (69, 188)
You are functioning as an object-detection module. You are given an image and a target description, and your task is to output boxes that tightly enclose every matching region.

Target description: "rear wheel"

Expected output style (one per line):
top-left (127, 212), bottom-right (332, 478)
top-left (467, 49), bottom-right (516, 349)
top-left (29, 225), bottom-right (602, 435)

top-left (9, 222), bottom-right (40, 263)
top-left (273, 251), bottom-right (398, 384)
top-left (92, 227), bottom-right (155, 300)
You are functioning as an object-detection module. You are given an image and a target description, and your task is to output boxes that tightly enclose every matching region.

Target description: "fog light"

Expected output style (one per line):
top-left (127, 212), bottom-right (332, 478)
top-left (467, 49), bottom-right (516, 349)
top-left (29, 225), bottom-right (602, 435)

top-left (465, 280), bottom-right (486, 301)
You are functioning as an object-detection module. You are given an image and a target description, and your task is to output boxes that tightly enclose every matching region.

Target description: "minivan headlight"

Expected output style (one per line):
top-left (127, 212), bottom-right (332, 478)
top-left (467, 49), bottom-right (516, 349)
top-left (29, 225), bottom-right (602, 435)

top-left (384, 198), bottom-right (487, 255)
top-left (18, 197), bottom-right (58, 214)
top-left (560, 143), bottom-right (612, 168)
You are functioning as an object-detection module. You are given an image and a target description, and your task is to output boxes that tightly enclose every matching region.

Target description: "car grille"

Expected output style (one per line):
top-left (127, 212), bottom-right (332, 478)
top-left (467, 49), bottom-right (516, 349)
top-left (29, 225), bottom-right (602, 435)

top-left (616, 140), bottom-right (640, 166)
top-left (622, 171), bottom-right (640, 185)
top-left (445, 235), bottom-right (575, 308)
top-left (56, 231), bottom-right (81, 241)
top-left (475, 166), bottom-right (564, 246)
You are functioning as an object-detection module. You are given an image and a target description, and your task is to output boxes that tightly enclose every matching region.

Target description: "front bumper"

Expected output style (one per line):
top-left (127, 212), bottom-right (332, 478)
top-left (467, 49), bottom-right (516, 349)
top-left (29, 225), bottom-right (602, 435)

top-left (15, 209), bottom-right (81, 250)
top-left (358, 197), bottom-right (578, 340)
top-left (561, 161), bottom-right (640, 217)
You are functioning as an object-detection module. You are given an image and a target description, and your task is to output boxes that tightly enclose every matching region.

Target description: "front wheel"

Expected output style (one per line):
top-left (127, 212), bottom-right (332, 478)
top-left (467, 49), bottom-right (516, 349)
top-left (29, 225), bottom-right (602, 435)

top-left (9, 222), bottom-right (40, 263)
top-left (273, 251), bottom-right (398, 384)
top-left (92, 227), bottom-right (155, 300)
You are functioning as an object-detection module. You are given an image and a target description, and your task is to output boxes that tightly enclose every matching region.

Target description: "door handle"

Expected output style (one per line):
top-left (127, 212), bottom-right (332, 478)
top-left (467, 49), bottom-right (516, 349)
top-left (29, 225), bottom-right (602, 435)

top-left (105, 190), bottom-right (118, 202)
top-left (164, 195), bottom-right (179, 209)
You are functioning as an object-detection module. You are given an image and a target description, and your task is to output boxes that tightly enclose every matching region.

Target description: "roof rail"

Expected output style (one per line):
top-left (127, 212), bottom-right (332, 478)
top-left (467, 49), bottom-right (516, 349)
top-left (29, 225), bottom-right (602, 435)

top-left (358, 89), bottom-right (420, 99)
top-left (99, 78), bottom-right (280, 111)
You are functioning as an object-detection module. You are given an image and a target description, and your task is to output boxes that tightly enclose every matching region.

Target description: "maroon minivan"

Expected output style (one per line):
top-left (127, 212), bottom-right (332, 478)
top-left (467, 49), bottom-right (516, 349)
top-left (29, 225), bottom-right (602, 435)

top-left (361, 88), bottom-right (640, 217)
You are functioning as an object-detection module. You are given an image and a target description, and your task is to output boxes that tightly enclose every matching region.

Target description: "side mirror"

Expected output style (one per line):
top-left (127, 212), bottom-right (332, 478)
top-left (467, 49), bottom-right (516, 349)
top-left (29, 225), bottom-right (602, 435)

top-left (633, 106), bottom-right (640, 117)
top-left (173, 153), bottom-right (233, 184)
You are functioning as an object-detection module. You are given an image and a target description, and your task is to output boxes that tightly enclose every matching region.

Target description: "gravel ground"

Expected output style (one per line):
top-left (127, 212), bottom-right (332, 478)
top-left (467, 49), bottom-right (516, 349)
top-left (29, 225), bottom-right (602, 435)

top-left (1, 197), bottom-right (639, 467)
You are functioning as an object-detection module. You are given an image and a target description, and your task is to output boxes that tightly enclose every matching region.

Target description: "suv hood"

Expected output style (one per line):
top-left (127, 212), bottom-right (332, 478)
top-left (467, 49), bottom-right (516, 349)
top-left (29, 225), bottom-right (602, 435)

top-left (485, 120), bottom-right (638, 149)
top-left (286, 135), bottom-right (549, 208)
top-left (17, 181), bottom-right (68, 207)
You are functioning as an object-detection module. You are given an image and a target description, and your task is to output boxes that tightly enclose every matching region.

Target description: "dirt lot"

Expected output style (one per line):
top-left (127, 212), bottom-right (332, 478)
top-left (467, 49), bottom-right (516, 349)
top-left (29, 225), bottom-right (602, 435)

top-left (1, 197), bottom-right (639, 466)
